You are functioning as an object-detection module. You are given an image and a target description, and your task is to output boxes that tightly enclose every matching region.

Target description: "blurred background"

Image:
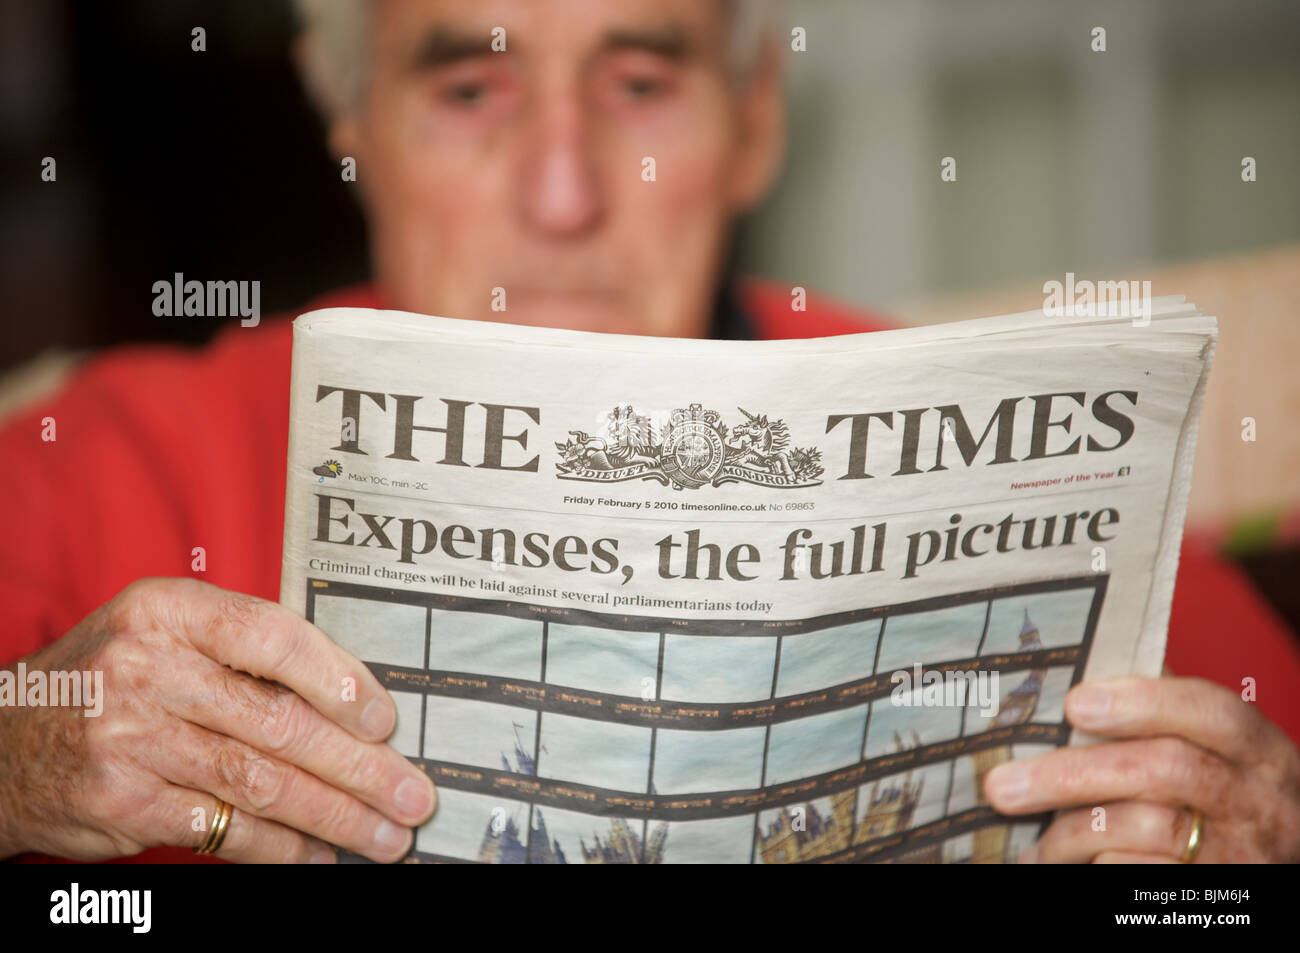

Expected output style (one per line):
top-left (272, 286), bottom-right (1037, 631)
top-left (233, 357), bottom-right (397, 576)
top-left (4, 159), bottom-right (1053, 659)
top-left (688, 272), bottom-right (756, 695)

top-left (744, 0), bottom-right (1300, 307)
top-left (1, 0), bottom-right (1297, 617)
top-left (3, 0), bottom-right (1299, 356)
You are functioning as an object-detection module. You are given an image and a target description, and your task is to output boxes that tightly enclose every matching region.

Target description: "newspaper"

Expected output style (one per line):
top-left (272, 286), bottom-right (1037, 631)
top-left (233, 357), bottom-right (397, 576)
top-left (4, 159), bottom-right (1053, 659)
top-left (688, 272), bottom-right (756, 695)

top-left (279, 298), bottom-right (1216, 864)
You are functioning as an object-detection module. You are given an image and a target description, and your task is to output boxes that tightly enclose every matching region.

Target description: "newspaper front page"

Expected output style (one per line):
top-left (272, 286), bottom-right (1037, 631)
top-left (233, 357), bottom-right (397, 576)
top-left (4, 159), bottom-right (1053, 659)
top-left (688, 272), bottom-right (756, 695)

top-left (279, 300), bottom-right (1216, 864)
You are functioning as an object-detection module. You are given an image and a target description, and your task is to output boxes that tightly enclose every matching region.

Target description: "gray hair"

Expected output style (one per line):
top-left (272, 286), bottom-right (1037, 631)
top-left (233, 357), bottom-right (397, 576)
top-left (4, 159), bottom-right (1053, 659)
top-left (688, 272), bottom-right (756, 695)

top-left (295, 0), bottom-right (781, 116)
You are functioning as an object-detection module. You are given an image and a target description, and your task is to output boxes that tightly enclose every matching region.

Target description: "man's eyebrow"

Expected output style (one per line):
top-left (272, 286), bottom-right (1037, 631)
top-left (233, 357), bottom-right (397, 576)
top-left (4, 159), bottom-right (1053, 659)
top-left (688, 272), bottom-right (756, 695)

top-left (404, 24), bottom-right (695, 72)
top-left (406, 27), bottom-right (498, 71)
top-left (601, 26), bottom-right (693, 61)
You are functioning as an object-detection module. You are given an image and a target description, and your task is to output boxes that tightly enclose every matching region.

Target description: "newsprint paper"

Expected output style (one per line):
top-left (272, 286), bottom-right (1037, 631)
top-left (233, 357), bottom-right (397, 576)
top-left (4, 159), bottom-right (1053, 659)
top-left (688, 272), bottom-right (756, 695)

top-left (279, 298), bottom-right (1216, 864)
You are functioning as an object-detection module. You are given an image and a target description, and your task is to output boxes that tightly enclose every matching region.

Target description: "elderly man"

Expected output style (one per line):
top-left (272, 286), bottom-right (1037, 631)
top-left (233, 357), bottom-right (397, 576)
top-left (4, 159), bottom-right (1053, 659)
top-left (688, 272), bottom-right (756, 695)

top-left (1, 0), bottom-right (1297, 864)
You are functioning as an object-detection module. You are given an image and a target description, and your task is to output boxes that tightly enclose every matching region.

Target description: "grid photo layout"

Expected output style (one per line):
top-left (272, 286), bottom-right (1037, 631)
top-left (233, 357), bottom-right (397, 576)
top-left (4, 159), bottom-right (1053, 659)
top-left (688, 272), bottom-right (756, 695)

top-left (306, 574), bottom-right (1105, 864)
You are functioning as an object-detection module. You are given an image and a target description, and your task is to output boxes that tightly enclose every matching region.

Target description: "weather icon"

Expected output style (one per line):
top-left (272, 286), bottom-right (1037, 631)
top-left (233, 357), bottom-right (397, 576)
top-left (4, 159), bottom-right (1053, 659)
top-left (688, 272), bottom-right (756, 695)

top-left (313, 460), bottom-right (343, 482)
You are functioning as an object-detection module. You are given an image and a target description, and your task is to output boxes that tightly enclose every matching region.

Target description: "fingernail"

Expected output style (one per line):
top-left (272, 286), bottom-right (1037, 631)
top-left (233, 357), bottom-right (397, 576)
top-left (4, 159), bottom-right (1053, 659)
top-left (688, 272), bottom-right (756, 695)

top-left (373, 819), bottom-right (411, 856)
top-left (361, 698), bottom-right (394, 739)
top-left (1017, 844), bottom-right (1039, 864)
top-left (1069, 685), bottom-right (1112, 723)
top-left (987, 764), bottom-right (1030, 806)
top-left (310, 846), bottom-right (337, 864)
top-left (395, 776), bottom-right (433, 818)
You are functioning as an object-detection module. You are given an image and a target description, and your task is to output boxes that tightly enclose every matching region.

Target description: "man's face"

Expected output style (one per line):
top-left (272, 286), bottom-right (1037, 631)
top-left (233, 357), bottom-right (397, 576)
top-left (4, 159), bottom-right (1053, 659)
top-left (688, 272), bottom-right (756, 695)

top-left (331, 0), bottom-right (782, 338)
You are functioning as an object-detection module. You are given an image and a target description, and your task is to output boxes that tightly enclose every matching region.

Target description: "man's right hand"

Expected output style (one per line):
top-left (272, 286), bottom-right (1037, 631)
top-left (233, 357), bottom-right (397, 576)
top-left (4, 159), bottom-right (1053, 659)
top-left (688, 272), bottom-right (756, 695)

top-left (0, 577), bottom-right (437, 863)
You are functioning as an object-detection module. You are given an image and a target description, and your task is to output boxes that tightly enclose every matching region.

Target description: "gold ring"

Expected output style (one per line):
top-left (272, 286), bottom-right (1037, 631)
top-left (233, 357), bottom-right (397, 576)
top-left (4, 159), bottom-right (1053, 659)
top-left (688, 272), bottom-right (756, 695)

top-left (194, 797), bottom-right (234, 855)
top-left (1179, 806), bottom-right (1204, 863)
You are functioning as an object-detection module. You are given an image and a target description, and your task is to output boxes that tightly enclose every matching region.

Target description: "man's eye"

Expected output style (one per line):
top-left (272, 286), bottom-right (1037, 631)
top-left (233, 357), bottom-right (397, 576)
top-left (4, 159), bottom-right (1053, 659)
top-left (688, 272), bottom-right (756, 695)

top-left (622, 76), bottom-right (666, 99)
top-left (442, 83), bottom-right (486, 105)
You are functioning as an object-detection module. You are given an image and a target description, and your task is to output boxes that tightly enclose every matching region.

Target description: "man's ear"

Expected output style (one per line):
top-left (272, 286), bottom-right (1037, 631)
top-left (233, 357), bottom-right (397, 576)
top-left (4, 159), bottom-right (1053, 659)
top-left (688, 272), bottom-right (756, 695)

top-left (727, 35), bottom-right (787, 213)
top-left (327, 113), bottom-right (363, 167)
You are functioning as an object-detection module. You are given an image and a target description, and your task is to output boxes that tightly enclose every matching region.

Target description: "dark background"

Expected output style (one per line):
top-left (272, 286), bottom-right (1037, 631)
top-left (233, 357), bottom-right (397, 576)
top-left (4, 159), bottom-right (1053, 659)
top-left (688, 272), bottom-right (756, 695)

top-left (1, 0), bottom-right (367, 371)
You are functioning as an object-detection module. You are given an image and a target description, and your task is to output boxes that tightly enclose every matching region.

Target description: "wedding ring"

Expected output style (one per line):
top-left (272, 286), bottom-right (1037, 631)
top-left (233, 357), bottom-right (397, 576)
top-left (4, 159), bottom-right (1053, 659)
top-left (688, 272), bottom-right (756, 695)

top-left (194, 797), bottom-right (234, 855)
top-left (1179, 806), bottom-right (1204, 863)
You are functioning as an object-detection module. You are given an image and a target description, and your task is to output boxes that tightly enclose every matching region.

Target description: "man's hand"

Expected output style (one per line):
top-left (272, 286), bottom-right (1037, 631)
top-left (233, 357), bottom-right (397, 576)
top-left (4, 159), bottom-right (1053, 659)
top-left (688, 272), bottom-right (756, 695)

top-left (0, 577), bottom-right (437, 863)
top-left (983, 676), bottom-right (1300, 862)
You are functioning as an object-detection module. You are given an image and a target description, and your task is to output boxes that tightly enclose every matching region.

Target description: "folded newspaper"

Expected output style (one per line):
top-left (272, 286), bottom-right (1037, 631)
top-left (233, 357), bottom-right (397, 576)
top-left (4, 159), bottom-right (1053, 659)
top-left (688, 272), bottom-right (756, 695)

top-left (279, 298), bottom-right (1216, 864)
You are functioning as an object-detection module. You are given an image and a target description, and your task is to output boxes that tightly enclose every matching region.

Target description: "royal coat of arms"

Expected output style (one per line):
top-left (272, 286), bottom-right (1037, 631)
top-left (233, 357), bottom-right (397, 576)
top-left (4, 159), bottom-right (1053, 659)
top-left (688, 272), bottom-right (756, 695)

top-left (555, 403), bottom-right (824, 490)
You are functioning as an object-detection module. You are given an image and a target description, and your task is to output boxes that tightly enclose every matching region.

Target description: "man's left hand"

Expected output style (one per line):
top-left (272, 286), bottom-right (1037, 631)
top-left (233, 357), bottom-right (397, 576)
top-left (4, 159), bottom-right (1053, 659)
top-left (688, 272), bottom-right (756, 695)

top-left (983, 676), bottom-right (1300, 862)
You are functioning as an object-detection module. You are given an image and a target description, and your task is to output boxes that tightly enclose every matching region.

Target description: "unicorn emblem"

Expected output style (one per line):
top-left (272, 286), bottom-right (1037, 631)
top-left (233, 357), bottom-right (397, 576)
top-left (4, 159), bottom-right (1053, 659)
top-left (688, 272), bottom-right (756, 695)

top-left (726, 407), bottom-right (800, 480)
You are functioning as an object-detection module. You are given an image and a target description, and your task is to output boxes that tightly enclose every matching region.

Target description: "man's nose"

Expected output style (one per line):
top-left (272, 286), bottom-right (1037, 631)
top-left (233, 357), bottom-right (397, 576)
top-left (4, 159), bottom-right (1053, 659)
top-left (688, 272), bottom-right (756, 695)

top-left (517, 95), bottom-right (604, 237)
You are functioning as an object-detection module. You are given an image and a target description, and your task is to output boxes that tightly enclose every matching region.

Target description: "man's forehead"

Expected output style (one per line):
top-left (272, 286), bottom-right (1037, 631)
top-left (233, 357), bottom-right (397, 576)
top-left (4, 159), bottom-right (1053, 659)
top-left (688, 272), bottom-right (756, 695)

top-left (372, 0), bottom-right (730, 67)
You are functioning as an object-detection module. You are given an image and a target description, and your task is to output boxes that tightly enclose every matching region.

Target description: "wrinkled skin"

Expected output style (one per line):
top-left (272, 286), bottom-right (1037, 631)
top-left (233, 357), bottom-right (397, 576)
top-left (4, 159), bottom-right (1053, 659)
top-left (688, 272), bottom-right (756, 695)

top-left (985, 677), bottom-right (1300, 862)
top-left (0, 579), bottom-right (437, 862)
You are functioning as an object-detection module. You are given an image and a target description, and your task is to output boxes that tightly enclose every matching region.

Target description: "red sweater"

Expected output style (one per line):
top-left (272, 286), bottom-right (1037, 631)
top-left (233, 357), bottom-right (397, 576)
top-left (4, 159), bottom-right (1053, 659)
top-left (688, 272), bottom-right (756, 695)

top-left (6, 281), bottom-right (1298, 863)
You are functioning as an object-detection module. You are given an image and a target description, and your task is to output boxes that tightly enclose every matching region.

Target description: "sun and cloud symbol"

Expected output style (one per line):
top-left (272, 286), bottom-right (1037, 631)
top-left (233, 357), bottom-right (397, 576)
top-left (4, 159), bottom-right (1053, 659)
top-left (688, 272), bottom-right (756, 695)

top-left (313, 459), bottom-right (343, 482)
